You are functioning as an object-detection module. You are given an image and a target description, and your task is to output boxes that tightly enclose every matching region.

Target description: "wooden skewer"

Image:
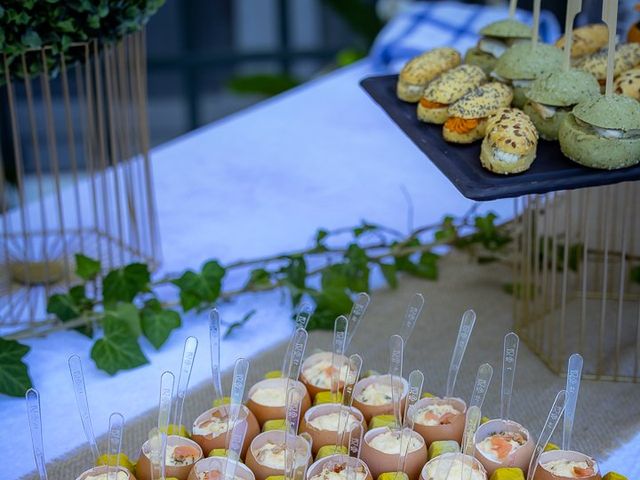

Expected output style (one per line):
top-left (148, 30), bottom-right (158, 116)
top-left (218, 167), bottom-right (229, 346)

top-left (602, 0), bottom-right (619, 96)
top-left (563, 0), bottom-right (583, 70)
top-left (509, 0), bottom-right (518, 19)
top-left (532, 0), bottom-right (541, 47)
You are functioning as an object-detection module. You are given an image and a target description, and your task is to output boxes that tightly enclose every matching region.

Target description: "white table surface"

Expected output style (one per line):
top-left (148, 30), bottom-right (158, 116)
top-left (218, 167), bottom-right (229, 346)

top-left (4, 59), bottom-right (635, 479)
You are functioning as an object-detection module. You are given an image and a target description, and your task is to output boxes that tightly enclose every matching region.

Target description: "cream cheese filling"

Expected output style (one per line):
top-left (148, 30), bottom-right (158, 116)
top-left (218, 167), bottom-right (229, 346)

top-left (309, 464), bottom-right (368, 480)
top-left (575, 117), bottom-right (640, 139)
top-left (368, 430), bottom-right (422, 455)
top-left (541, 459), bottom-right (597, 478)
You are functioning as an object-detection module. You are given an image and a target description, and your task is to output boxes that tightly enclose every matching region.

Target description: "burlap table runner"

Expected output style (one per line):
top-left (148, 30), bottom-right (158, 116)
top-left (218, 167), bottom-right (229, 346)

top-left (26, 252), bottom-right (640, 479)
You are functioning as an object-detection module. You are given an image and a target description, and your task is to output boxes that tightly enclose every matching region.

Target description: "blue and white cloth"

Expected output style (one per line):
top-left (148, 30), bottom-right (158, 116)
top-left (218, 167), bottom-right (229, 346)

top-left (370, 1), bottom-right (562, 72)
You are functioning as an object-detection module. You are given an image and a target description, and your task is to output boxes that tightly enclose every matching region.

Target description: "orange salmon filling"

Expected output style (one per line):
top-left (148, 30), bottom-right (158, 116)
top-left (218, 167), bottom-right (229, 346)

top-left (419, 98), bottom-right (447, 109)
top-left (444, 117), bottom-right (480, 133)
top-left (574, 465), bottom-right (596, 477)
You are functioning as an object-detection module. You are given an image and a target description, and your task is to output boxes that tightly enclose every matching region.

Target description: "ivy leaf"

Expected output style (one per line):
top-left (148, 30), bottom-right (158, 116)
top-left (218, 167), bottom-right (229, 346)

top-left (105, 302), bottom-right (142, 338)
top-left (308, 287), bottom-right (352, 330)
top-left (91, 316), bottom-right (148, 375)
top-left (393, 238), bottom-right (421, 272)
top-left (0, 338), bottom-right (32, 397)
top-left (343, 244), bottom-right (370, 292)
top-left (141, 299), bottom-right (181, 349)
top-left (353, 222), bottom-right (376, 238)
top-left (435, 216), bottom-right (457, 243)
top-left (321, 264), bottom-right (350, 291)
top-left (245, 268), bottom-right (273, 290)
top-left (47, 293), bottom-right (80, 322)
top-left (103, 263), bottom-right (150, 306)
top-left (172, 261), bottom-right (225, 312)
top-left (280, 255), bottom-right (307, 306)
top-left (315, 229), bottom-right (328, 245)
top-left (224, 309), bottom-right (257, 339)
top-left (413, 252), bottom-right (439, 280)
top-left (75, 253), bottom-right (101, 281)
top-left (379, 262), bottom-right (398, 289)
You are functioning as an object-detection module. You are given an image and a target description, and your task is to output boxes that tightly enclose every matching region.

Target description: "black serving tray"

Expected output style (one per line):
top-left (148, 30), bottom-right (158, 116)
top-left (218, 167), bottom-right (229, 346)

top-left (360, 74), bottom-right (640, 201)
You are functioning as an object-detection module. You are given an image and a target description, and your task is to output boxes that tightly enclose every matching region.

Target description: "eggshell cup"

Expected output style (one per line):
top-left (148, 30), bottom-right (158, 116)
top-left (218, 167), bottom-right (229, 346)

top-left (245, 430), bottom-right (313, 480)
top-left (299, 403), bottom-right (367, 455)
top-left (305, 453), bottom-right (373, 480)
top-left (191, 404), bottom-right (260, 458)
top-left (411, 396), bottom-right (467, 446)
top-left (76, 465), bottom-right (136, 480)
top-left (187, 456), bottom-right (255, 480)
top-left (420, 452), bottom-right (487, 480)
top-left (472, 419), bottom-right (535, 476)
top-left (360, 427), bottom-right (427, 480)
top-left (136, 435), bottom-right (203, 480)
top-left (533, 450), bottom-right (601, 480)
top-left (351, 375), bottom-right (409, 423)
top-left (300, 351), bottom-right (353, 400)
top-left (246, 378), bottom-right (311, 426)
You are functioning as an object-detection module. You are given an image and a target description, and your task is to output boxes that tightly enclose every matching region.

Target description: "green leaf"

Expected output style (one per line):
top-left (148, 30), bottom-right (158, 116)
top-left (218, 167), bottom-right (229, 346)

top-left (308, 287), bottom-right (353, 331)
top-left (103, 263), bottom-right (150, 306)
top-left (172, 261), bottom-right (225, 312)
top-left (75, 254), bottom-right (101, 281)
top-left (141, 299), bottom-right (181, 349)
top-left (342, 243), bottom-right (370, 292)
top-left (0, 338), bottom-right (32, 397)
top-left (435, 216), bottom-right (457, 243)
top-left (47, 293), bottom-right (80, 321)
top-left (353, 222), bottom-right (376, 238)
top-left (315, 229), bottom-right (329, 245)
top-left (414, 252), bottom-right (439, 280)
top-left (281, 255), bottom-right (307, 306)
top-left (91, 316), bottom-right (148, 375)
top-left (21, 30), bottom-right (41, 49)
top-left (380, 262), bottom-right (398, 288)
top-left (224, 309), bottom-right (257, 339)
top-left (105, 302), bottom-right (142, 337)
top-left (245, 268), bottom-right (273, 290)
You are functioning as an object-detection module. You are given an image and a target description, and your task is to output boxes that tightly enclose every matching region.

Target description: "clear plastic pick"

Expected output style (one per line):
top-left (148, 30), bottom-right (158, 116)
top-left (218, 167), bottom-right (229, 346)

top-left (281, 304), bottom-right (313, 375)
top-left (226, 357), bottom-right (249, 448)
top-left (107, 412), bottom-right (124, 480)
top-left (562, 353), bottom-right (583, 451)
top-left (501, 332), bottom-right (519, 422)
top-left (158, 371), bottom-right (174, 433)
top-left (173, 336), bottom-right (198, 428)
top-left (210, 309), bottom-right (224, 403)
top-left (397, 369), bottom-right (424, 475)
top-left (68, 354), bottom-right (100, 462)
top-left (284, 327), bottom-right (308, 381)
top-left (526, 390), bottom-right (567, 480)
top-left (388, 334), bottom-right (404, 430)
top-left (445, 309), bottom-right (476, 398)
top-left (331, 315), bottom-right (349, 400)
top-left (398, 293), bottom-right (425, 346)
top-left (469, 363), bottom-right (493, 411)
top-left (284, 386), bottom-right (303, 480)
top-left (345, 292), bottom-right (370, 349)
top-left (336, 353), bottom-right (363, 449)
top-left (26, 388), bottom-right (48, 480)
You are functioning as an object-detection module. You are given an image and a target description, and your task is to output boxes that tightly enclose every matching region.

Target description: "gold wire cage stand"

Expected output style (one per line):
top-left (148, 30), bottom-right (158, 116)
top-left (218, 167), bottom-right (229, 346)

top-left (513, 182), bottom-right (640, 382)
top-left (0, 31), bottom-right (160, 337)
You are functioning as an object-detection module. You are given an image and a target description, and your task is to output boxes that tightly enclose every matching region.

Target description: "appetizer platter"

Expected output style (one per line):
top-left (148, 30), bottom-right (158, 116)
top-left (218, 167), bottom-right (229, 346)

top-left (360, 0), bottom-right (640, 201)
top-left (25, 291), bottom-right (628, 480)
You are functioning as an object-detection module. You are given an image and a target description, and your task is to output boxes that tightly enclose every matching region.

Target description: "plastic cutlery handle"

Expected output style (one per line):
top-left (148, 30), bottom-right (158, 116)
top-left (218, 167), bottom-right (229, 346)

top-left (210, 309), bottom-right (224, 402)
top-left (331, 316), bottom-right (349, 396)
top-left (68, 355), bottom-right (100, 461)
top-left (501, 332), bottom-right (519, 421)
top-left (346, 292), bottom-right (370, 348)
top-left (527, 390), bottom-right (567, 480)
top-left (388, 334), bottom-right (404, 429)
top-left (227, 357), bottom-right (249, 446)
top-left (107, 412), bottom-right (124, 478)
top-left (398, 293), bottom-right (425, 346)
top-left (147, 428), bottom-right (162, 480)
top-left (563, 354), bottom-right (583, 451)
top-left (337, 354), bottom-right (363, 449)
top-left (509, 0), bottom-right (518, 18)
top-left (285, 327), bottom-right (308, 381)
top-left (284, 386), bottom-right (303, 480)
top-left (158, 371), bottom-right (175, 433)
top-left (26, 388), bottom-right (48, 480)
top-left (469, 363), bottom-right (493, 411)
top-left (173, 336), bottom-right (198, 428)
top-left (281, 305), bottom-right (313, 374)
top-left (224, 420), bottom-right (247, 480)
top-left (445, 309), bottom-right (476, 398)
top-left (403, 369), bottom-right (424, 430)
top-left (461, 405), bottom-right (482, 456)
top-left (563, 0), bottom-right (583, 70)
top-left (348, 422), bottom-right (364, 458)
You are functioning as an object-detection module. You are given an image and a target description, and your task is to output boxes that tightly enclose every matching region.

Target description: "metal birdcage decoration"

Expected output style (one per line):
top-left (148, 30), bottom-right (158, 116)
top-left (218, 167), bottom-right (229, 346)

top-left (513, 182), bottom-right (640, 382)
top-left (0, 31), bottom-right (160, 337)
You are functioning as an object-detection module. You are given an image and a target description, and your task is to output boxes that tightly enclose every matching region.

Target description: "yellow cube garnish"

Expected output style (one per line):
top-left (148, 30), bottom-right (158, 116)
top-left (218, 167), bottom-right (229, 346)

top-left (262, 419), bottom-right (287, 432)
top-left (377, 473), bottom-right (409, 480)
top-left (165, 424), bottom-right (190, 437)
top-left (369, 414), bottom-right (397, 429)
top-left (208, 449), bottom-right (228, 457)
top-left (603, 473), bottom-right (628, 480)
top-left (212, 396), bottom-right (231, 407)
top-left (266, 477), bottom-right (285, 480)
top-left (314, 391), bottom-right (343, 405)
top-left (427, 440), bottom-right (459, 459)
top-left (481, 416), bottom-right (491, 424)
top-left (544, 442), bottom-right (560, 452)
top-left (316, 445), bottom-right (348, 459)
top-left (96, 453), bottom-right (135, 472)
top-left (265, 370), bottom-right (283, 379)
top-left (490, 467), bottom-right (525, 480)
top-left (421, 392), bottom-right (436, 398)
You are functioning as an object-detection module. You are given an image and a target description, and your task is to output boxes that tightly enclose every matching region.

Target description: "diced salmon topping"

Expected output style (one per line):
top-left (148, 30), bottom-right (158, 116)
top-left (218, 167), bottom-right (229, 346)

top-left (419, 98), bottom-right (447, 109)
top-left (204, 471), bottom-right (222, 480)
top-left (444, 117), bottom-right (480, 134)
top-left (490, 435), bottom-right (513, 460)
top-left (573, 465), bottom-right (595, 477)
top-left (174, 445), bottom-right (199, 460)
top-left (439, 412), bottom-right (456, 425)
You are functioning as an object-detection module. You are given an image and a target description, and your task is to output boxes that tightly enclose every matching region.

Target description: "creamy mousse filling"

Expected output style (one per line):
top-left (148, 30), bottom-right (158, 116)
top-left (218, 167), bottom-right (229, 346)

top-left (84, 472), bottom-right (129, 480)
top-left (255, 441), bottom-right (306, 469)
top-left (492, 148), bottom-right (521, 164)
top-left (356, 382), bottom-right (400, 406)
top-left (423, 456), bottom-right (485, 480)
top-left (476, 431), bottom-right (526, 462)
top-left (541, 459), bottom-right (597, 478)
top-left (197, 471), bottom-right (243, 480)
top-left (490, 72), bottom-right (533, 88)
top-left (309, 411), bottom-right (359, 432)
top-left (165, 444), bottom-right (200, 466)
top-left (414, 403), bottom-right (461, 426)
top-left (309, 463), bottom-right (368, 480)
top-left (530, 101), bottom-right (572, 120)
top-left (478, 37), bottom-right (526, 58)
top-left (303, 360), bottom-right (351, 388)
top-left (251, 386), bottom-right (287, 407)
top-left (193, 415), bottom-right (229, 437)
top-left (575, 117), bottom-right (640, 139)
top-left (368, 430), bottom-right (422, 455)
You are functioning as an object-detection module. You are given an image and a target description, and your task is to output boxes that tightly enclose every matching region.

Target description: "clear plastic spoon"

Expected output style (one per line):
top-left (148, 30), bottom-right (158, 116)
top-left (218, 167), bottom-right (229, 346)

top-left (388, 334), bottom-right (404, 429)
top-left (158, 371), bottom-right (174, 433)
top-left (107, 412), bottom-right (124, 480)
top-left (508, 0), bottom-right (518, 18)
top-left (397, 369), bottom-right (424, 475)
top-left (398, 293), bottom-right (425, 346)
top-left (445, 310), bottom-right (476, 398)
top-left (331, 315), bottom-right (349, 401)
top-left (562, 353), bottom-right (583, 451)
top-left (348, 421), bottom-right (364, 458)
top-left (602, 0), bottom-right (618, 96)
top-left (501, 332), bottom-right (519, 422)
top-left (532, 0), bottom-right (541, 47)
top-left (284, 386), bottom-right (303, 480)
top-left (526, 390), bottom-right (567, 480)
top-left (68, 354), bottom-right (100, 462)
top-left (461, 405), bottom-right (482, 456)
top-left (26, 388), bottom-right (48, 480)
top-left (210, 309), bottom-right (224, 404)
top-left (336, 353), bottom-right (363, 449)
top-left (173, 336), bottom-right (198, 429)
top-left (147, 427), bottom-right (167, 480)
top-left (345, 292), bottom-right (370, 349)
top-left (224, 417), bottom-right (247, 480)
top-left (281, 304), bottom-right (313, 375)
top-left (469, 363), bottom-right (493, 411)
top-left (226, 357), bottom-right (250, 447)
top-left (284, 327), bottom-right (308, 381)
top-left (563, 0), bottom-right (583, 70)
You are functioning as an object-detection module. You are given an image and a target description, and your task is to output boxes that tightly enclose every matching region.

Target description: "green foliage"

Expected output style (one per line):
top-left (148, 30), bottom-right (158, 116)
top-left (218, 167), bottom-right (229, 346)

top-left (75, 253), bottom-right (101, 281)
top-left (227, 74), bottom-right (300, 97)
top-left (224, 310), bottom-right (257, 339)
top-left (0, 338), bottom-right (32, 397)
top-left (103, 263), bottom-right (150, 307)
top-left (0, 0), bottom-right (166, 83)
top-left (320, 0), bottom-right (384, 45)
top-left (172, 260), bottom-right (226, 312)
top-left (91, 314), bottom-right (148, 375)
top-left (141, 299), bottom-right (181, 350)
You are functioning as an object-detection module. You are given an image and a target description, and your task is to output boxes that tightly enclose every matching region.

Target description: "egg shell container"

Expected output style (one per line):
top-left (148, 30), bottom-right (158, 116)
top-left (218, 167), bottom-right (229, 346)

top-left (359, 427), bottom-right (427, 480)
top-left (411, 396), bottom-right (467, 446)
top-left (473, 419), bottom-right (535, 476)
top-left (136, 434), bottom-right (203, 480)
top-left (420, 452), bottom-right (488, 480)
top-left (299, 403), bottom-right (367, 455)
top-left (76, 465), bottom-right (136, 480)
top-left (246, 378), bottom-right (311, 427)
top-left (300, 351), bottom-right (352, 400)
top-left (245, 430), bottom-right (313, 480)
top-left (533, 450), bottom-right (601, 480)
top-left (351, 374), bottom-right (409, 423)
top-left (191, 404), bottom-right (260, 458)
top-left (187, 455), bottom-right (256, 480)
top-left (305, 453), bottom-right (373, 480)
